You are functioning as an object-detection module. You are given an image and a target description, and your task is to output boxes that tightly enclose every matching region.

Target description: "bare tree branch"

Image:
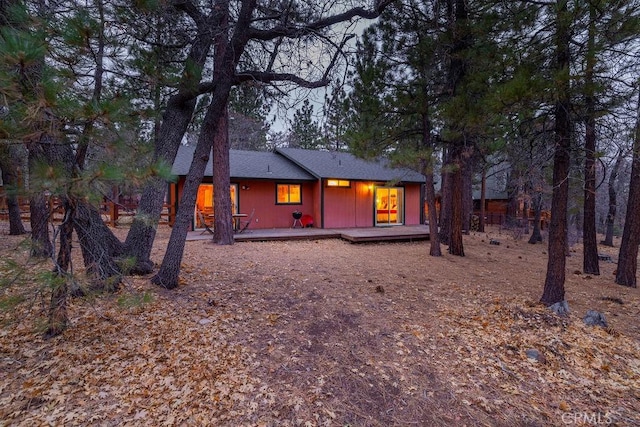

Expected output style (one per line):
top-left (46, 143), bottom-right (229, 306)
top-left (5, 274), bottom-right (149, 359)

top-left (248, 0), bottom-right (394, 41)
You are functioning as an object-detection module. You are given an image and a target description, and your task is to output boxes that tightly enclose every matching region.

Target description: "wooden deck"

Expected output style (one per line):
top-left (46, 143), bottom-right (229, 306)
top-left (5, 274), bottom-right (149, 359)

top-left (187, 225), bottom-right (430, 243)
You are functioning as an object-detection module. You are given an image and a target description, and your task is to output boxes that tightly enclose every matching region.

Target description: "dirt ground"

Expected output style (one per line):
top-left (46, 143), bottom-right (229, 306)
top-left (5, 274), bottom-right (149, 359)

top-left (1, 224), bottom-right (639, 426)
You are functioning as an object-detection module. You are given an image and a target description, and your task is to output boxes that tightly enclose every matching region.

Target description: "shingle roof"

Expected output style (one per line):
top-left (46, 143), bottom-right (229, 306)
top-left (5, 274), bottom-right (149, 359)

top-left (172, 145), bottom-right (426, 183)
top-left (171, 145), bottom-right (316, 181)
top-left (275, 148), bottom-right (425, 183)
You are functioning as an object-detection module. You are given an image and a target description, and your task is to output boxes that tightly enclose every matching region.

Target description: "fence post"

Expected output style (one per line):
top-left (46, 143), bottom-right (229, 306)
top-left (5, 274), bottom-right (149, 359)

top-left (110, 187), bottom-right (119, 227)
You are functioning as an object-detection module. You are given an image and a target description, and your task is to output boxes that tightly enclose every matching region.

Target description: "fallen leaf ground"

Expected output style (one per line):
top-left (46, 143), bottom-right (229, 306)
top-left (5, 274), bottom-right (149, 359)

top-left (1, 224), bottom-right (639, 426)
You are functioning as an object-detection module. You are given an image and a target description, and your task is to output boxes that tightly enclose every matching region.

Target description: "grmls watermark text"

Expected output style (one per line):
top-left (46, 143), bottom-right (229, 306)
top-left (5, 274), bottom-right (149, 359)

top-left (561, 412), bottom-right (615, 425)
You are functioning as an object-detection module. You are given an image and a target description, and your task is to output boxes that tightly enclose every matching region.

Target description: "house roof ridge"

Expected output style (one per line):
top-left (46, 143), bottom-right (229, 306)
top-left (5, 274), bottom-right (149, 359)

top-left (275, 147), bottom-right (425, 183)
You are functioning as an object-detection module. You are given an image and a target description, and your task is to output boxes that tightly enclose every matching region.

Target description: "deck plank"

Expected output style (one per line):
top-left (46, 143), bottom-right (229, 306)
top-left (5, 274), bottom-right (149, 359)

top-left (187, 225), bottom-right (430, 243)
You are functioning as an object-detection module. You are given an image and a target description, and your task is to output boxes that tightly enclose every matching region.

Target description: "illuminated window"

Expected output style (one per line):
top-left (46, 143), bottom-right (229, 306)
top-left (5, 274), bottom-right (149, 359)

top-left (327, 179), bottom-right (350, 187)
top-left (277, 184), bottom-right (301, 204)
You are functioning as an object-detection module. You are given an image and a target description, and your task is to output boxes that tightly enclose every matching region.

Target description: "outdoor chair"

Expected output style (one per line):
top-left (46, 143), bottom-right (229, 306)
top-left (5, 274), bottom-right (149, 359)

top-left (300, 214), bottom-right (314, 228)
top-left (197, 210), bottom-right (214, 235)
top-left (237, 208), bottom-right (255, 233)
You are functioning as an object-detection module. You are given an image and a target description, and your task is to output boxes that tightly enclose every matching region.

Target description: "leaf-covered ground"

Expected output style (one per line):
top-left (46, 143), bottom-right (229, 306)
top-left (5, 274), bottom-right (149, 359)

top-left (1, 224), bottom-right (639, 426)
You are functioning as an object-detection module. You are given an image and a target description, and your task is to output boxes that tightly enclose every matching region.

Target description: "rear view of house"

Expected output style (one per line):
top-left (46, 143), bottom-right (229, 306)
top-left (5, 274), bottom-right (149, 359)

top-left (170, 146), bottom-right (426, 231)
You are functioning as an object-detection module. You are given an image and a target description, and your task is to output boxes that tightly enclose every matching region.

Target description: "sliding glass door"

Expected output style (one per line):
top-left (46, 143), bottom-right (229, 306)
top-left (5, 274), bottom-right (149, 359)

top-left (374, 187), bottom-right (403, 226)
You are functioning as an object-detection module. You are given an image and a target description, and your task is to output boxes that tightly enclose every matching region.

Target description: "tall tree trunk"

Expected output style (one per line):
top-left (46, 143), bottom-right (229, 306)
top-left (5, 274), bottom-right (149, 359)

top-left (438, 148), bottom-right (451, 245)
top-left (444, 0), bottom-right (467, 257)
top-left (420, 112), bottom-right (441, 256)
top-left (541, 0), bottom-right (571, 306)
top-left (152, 101), bottom-right (221, 289)
top-left (615, 90), bottom-right (640, 288)
top-left (528, 191), bottom-right (543, 244)
top-left (479, 167), bottom-right (486, 232)
top-left (123, 20), bottom-right (214, 273)
top-left (74, 200), bottom-right (123, 291)
top-left (462, 147), bottom-right (473, 234)
top-left (6, 184), bottom-right (26, 235)
top-left (212, 4), bottom-right (235, 245)
top-left (0, 144), bottom-right (27, 235)
top-left (213, 108), bottom-right (235, 244)
top-left (449, 145), bottom-right (465, 256)
top-left (27, 142), bottom-right (53, 258)
top-left (522, 196), bottom-right (530, 235)
top-left (601, 150), bottom-right (623, 246)
top-left (153, 0), bottom-right (257, 287)
top-left (425, 171), bottom-right (441, 256)
top-left (6, 0), bottom-right (53, 257)
top-left (45, 198), bottom-right (74, 338)
top-left (122, 101), bottom-right (198, 273)
top-left (42, 132), bottom-right (124, 291)
top-left (582, 2), bottom-right (599, 275)
top-left (582, 136), bottom-right (599, 273)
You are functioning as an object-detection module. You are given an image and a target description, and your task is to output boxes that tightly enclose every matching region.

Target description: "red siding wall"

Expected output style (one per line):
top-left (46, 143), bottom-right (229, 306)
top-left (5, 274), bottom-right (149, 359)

top-left (179, 177), bottom-right (423, 230)
top-left (311, 181), bottom-right (322, 229)
top-left (404, 184), bottom-right (423, 225)
top-left (323, 181), bottom-right (374, 228)
top-left (235, 180), bottom-right (315, 229)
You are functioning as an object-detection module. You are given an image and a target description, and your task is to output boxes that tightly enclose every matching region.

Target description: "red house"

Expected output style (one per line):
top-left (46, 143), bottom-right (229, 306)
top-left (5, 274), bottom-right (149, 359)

top-left (170, 146), bottom-right (426, 230)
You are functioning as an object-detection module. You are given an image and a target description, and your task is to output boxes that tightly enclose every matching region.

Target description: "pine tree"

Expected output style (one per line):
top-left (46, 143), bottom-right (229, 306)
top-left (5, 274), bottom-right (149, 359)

top-left (289, 99), bottom-right (323, 149)
top-left (342, 1), bottom-right (446, 255)
top-left (342, 0), bottom-right (542, 256)
top-left (541, 0), bottom-right (572, 307)
top-left (323, 83), bottom-right (350, 151)
top-left (228, 84), bottom-right (272, 151)
top-left (601, 149), bottom-right (625, 246)
top-left (0, 143), bottom-right (27, 235)
top-left (122, 0), bottom-right (214, 273)
top-left (0, 0), bottom-right (53, 257)
top-left (582, 1), bottom-right (600, 275)
top-left (615, 88), bottom-right (640, 288)
top-left (1, 0), bottom-right (172, 334)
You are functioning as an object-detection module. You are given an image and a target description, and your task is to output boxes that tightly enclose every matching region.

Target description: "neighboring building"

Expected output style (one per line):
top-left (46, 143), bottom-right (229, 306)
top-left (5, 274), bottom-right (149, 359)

top-left (472, 162), bottom-right (510, 224)
top-left (423, 161), bottom-right (511, 226)
top-left (170, 146), bottom-right (426, 230)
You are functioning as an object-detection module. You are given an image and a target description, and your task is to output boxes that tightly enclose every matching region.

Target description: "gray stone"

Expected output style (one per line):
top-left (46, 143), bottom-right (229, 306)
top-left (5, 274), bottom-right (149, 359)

top-left (597, 254), bottom-right (612, 262)
top-left (115, 215), bottom-right (134, 226)
top-left (583, 310), bottom-right (608, 328)
top-left (548, 300), bottom-right (570, 316)
top-left (525, 349), bottom-right (546, 363)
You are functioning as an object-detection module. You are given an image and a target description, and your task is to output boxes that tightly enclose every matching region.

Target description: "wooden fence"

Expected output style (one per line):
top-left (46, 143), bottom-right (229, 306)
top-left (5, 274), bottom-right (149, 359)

top-left (0, 197), bottom-right (174, 227)
top-left (472, 211), bottom-right (549, 231)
